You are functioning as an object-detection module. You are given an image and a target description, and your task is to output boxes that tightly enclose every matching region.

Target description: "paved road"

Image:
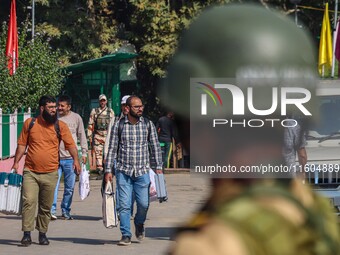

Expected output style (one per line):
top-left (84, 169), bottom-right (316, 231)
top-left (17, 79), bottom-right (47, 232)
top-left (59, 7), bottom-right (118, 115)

top-left (0, 173), bottom-right (210, 255)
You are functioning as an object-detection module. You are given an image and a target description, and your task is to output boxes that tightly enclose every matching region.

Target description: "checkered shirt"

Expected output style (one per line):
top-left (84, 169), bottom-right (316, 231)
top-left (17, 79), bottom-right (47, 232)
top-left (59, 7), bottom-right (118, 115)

top-left (105, 116), bottom-right (163, 177)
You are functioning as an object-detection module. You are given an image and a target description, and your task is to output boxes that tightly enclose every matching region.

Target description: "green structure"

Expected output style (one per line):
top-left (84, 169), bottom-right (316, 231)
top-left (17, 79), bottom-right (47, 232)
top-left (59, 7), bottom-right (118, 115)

top-left (64, 52), bottom-right (138, 124)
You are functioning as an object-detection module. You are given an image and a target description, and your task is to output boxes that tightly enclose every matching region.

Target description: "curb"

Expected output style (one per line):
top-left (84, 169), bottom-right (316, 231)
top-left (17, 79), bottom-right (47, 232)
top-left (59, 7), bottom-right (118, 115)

top-left (89, 168), bottom-right (190, 179)
top-left (163, 168), bottom-right (190, 174)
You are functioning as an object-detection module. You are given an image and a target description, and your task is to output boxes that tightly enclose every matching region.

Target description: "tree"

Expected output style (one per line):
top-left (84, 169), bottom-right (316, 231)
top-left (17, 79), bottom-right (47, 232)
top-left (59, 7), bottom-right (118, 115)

top-left (116, 0), bottom-right (231, 119)
top-left (0, 0), bottom-right (334, 114)
top-left (0, 21), bottom-right (64, 112)
top-left (30, 0), bottom-right (122, 65)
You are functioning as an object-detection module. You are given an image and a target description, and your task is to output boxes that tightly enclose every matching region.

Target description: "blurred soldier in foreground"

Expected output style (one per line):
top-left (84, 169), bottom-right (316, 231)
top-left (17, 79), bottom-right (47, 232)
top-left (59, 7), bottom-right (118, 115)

top-left (159, 5), bottom-right (340, 255)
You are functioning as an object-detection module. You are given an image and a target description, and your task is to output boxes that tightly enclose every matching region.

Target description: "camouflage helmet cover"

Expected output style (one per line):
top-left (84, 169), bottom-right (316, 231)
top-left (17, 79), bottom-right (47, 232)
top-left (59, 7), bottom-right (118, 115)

top-left (159, 4), bottom-right (318, 119)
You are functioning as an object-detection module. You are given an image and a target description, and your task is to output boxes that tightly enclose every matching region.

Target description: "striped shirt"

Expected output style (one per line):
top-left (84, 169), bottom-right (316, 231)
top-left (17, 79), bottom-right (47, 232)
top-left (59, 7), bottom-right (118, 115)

top-left (105, 116), bottom-right (163, 176)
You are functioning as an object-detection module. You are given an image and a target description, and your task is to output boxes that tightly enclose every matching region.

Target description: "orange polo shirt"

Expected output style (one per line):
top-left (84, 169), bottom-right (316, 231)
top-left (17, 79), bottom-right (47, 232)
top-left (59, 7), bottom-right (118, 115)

top-left (18, 116), bottom-right (76, 173)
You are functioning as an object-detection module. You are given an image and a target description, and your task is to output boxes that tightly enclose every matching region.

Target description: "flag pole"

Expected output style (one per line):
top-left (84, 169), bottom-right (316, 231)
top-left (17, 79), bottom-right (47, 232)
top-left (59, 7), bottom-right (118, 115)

top-left (331, 0), bottom-right (338, 77)
top-left (323, 65), bottom-right (325, 77)
top-left (32, 0), bottom-right (35, 42)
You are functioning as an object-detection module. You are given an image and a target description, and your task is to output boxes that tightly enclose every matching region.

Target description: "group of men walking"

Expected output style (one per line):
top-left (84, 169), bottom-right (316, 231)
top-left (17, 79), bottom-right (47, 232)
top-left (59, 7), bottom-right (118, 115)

top-left (12, 93), bottom-right (166, 247)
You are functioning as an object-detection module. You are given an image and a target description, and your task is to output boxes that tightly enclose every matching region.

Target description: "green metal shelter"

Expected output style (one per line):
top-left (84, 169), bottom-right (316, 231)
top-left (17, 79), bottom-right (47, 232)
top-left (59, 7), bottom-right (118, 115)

top-left (64, 52), bottom-right (138, 124)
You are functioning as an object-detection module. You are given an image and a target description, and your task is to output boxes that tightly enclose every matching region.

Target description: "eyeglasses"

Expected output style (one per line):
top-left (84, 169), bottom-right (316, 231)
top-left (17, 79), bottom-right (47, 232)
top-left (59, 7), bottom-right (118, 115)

top-left (46, 105), bottom-right (57, 109)
top-left (131, 105), bottom-right (144, 110)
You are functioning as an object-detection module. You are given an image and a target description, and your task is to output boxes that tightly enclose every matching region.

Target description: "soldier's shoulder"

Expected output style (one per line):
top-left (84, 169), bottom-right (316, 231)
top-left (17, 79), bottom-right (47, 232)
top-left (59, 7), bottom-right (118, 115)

top-left (170, 219), bottom-right (248, 255)
top-left (172, 181), bottom-right (340, 255)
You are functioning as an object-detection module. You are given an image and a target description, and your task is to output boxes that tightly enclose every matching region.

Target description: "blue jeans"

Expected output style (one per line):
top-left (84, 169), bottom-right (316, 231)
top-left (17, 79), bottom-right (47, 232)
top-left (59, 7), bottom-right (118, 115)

top-left (115, 188), bottom-right (135, 217)
top-left (115, 169), bottom-right (135, 217)
top-left (116, 170), bottom-right (150, 238)
top-left (51, 159), bottom-right (75, 215)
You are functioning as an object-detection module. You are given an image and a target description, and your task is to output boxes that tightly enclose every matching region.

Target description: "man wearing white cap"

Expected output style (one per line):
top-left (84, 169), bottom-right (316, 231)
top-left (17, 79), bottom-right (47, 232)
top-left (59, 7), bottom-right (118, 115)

top-left (88, 94), bottom-right (115, 179)
top-left (104, 95), bottom-right (130, 159)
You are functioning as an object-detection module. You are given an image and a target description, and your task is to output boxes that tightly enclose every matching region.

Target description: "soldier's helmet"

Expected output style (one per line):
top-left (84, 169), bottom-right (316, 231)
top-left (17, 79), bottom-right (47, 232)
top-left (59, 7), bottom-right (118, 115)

top-left (159, 4), bottom-right (318, 119)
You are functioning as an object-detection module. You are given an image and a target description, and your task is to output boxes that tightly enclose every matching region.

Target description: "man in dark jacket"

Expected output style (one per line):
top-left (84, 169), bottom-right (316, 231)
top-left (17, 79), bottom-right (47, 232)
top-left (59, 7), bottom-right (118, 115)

top-left (156, 112), bottom-right (181, 168)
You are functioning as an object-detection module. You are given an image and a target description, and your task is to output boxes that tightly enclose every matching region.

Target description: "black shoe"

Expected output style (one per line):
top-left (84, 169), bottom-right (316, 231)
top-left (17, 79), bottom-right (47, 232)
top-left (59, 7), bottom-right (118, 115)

top-left (61, 213), bottom-right (74, 220)
top-left (20, 232), bottom-right (32, 246)
top-left (118, 236), bottom-right (131, 246)
top-left (38, 233), bottom-right (50, 245)
top-left (135, 223), bottom-right (145, 241)
top-left (96, 170), bottom-right (103, 180)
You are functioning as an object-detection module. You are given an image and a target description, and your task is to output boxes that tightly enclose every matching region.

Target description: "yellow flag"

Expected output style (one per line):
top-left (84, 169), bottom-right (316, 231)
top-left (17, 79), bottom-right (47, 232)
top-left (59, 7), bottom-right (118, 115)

top-left (318, 3), bottom-right (333, 75)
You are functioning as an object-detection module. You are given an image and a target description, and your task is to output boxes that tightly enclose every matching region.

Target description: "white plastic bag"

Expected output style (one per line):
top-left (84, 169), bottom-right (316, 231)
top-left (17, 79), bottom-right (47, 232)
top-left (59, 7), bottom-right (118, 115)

top-left (149, 169), bottom-right (157, 202)
top-left (79, 163), bottom-right (90, 200)
top-left (102, 182), bottom-right (118, 228)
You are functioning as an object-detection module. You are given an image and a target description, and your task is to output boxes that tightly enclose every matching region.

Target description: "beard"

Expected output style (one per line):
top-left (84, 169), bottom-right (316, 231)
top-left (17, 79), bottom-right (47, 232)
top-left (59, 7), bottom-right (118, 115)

top-left (42, 109), bottom-right (57, 124)
top-left (130, 111), bottom-right (142, 119)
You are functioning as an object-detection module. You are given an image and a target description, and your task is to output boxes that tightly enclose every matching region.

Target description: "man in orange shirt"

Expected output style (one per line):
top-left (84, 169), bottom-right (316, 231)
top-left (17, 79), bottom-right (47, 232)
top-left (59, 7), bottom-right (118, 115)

top-left (11, 95), bottom-right (81, 246)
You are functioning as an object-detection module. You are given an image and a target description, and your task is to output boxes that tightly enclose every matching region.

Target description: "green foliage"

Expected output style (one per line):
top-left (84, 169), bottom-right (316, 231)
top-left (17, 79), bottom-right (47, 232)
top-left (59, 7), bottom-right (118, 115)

top-left (0, 0), bottom-right (334, 114)
top-left (23, 0), bottom-right (233, 77)
top-left (0, 22), bottom-right (64, 112)
top-left (122, 0), bottom-right (231, 118)
top-left (127, 0), bottom-right (204, 78)
top-left (34, 0), bottom-right (122, 65)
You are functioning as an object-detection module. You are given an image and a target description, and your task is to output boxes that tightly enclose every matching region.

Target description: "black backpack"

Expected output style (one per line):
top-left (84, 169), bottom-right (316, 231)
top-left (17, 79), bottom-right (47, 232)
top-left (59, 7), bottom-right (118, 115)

top-left (28, 117), bottom-right (61, 142)
top-left (118, 117), bottom-right (151, 142)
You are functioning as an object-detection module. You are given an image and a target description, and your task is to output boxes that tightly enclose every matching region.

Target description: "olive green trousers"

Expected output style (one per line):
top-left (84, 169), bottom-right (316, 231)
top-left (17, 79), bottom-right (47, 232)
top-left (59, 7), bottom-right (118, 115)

top-left (21, 169), bottom-right (58, 233)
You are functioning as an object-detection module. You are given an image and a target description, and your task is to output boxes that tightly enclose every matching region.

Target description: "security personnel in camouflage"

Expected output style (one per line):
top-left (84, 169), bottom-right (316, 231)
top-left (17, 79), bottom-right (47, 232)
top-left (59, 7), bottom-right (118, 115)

top-left (88, 94), bottom-right (114, 179)
top-left (159, 4), bottom-right (340, 255)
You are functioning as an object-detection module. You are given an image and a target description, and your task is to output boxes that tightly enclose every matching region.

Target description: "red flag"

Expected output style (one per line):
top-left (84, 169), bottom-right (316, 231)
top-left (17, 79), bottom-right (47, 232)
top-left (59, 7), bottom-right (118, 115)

top-left (5, 0), bottom-right (18, 75)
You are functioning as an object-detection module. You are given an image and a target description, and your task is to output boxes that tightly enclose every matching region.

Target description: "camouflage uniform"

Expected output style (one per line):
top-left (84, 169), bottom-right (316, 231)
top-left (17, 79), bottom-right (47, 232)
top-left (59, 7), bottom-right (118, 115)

top-left (88, 106), bottom-right (114, 171)
top-left (170, 179), bottom-right (340, 255)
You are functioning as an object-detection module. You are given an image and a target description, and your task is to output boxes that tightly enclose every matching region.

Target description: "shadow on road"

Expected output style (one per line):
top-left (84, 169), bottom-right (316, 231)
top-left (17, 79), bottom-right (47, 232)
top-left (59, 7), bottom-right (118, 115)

top-left (49, 237), bottom-right (115, 245)
top-left (146, 227), bottom-right (176, 240)
top-left (70, 215), bottom-right (102, 221)
top-left (0, 215), bottom-right (21, 220)
top-left (0, 239), bottom-right (21, 246)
